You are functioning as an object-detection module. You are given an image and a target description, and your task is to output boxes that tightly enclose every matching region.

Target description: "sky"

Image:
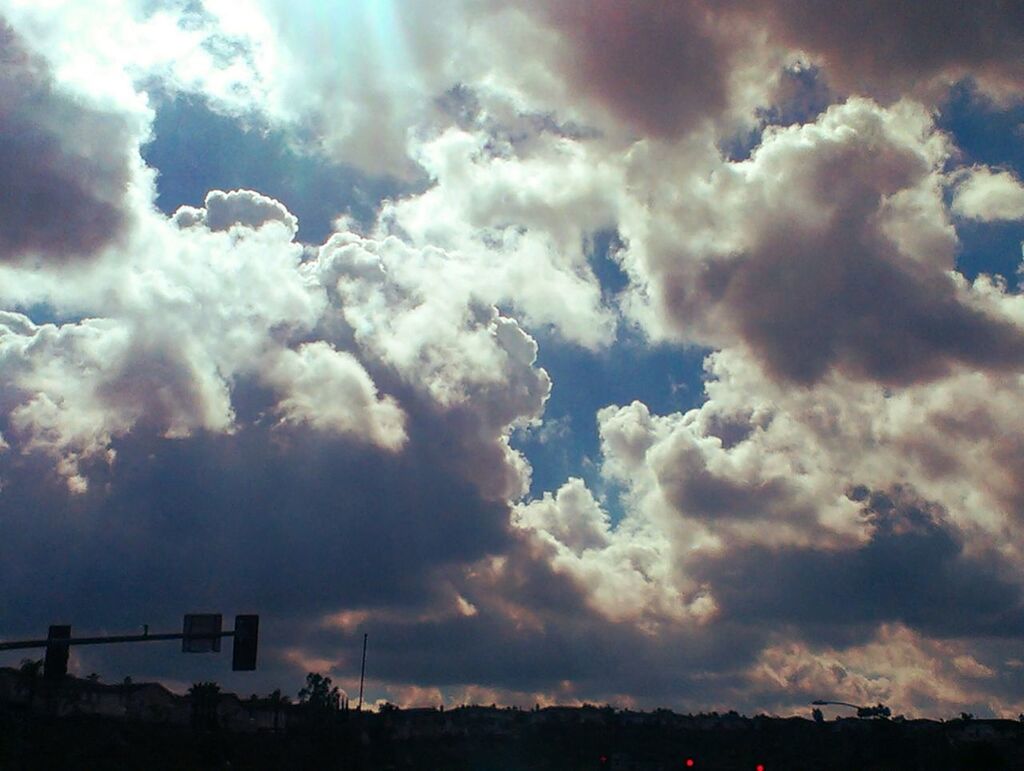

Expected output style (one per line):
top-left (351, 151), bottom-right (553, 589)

top-left (2, 0), bottom-right (1024, 719)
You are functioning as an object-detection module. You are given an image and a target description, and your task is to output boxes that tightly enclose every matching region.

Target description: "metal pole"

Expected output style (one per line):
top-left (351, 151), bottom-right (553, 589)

top-left (0, 631), bottom-right (233, 651)
top-left (811, 700), bottom-right (864, 710)
top-left (357, 632), bottom-right (367, 711)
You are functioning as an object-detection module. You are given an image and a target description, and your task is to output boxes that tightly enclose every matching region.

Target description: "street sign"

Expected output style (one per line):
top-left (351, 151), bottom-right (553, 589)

top-left (182, 614), bottom-right (222, 652)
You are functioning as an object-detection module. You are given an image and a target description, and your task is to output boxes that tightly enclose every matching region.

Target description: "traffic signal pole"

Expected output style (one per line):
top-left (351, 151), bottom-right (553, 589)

top-left (0, 629), bottom-right (224, 651)
top-left (0, 614), bottom-right (259, 678)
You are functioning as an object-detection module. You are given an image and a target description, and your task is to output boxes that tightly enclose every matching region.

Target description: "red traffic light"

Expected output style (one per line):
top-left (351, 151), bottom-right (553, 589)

top-left (756, 765), bottom-right (765, 771)
top-left (686, 759), bottom-right (695, 768)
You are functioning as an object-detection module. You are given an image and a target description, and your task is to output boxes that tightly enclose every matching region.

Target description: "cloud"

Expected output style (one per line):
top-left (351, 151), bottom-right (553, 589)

top-left (379, 126), bottom-right (621, 350)
top-left (264, 341), bottom-right (407, 451)
top-left (173, 188), bottom-right (299, 236)
top-left (747, 625), bottom-right (1018, 718)
top-left (693, 485), bottom-right (1024, 643)
top-left (0, 21), bottom-right (141, 263)
top-left (617, 99), bottom-right (1024, 385)
top-left (531, 0), bottom-right (1024, 142)
top-left (952, 166), bottom-right (1024, 222)
top-left (534, 1), bottom-right (733, 139)
top-left (4, 0), bottom-right (1024, 719)
top-left (726, 1), bottom-right (1024, 103)
top-left (0, 185), bottom-right (555, 695)
top-left (0, 311), bottom-right (232, 491)
top-left (0, 185), bottom-right (551, 494)
top-left (501, 323), bottom-right (1024, 710)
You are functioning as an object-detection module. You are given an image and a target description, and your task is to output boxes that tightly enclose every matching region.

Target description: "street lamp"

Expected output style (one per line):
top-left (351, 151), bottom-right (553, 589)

top-left (811, 700), bottom-right (890, 718)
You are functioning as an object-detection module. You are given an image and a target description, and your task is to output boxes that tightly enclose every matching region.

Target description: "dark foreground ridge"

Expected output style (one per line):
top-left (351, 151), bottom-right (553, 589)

top-left (1, 668), bottom-right (1020, 770)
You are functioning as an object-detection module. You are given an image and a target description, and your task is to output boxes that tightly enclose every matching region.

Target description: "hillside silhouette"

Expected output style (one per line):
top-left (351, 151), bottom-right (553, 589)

top-left (1, 666), bottom-right (1019, 770)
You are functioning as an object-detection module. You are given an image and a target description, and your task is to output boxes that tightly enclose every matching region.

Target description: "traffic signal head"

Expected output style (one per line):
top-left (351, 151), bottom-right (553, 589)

top-left (44, 625), bottom-right (70, 680)
top-left (232, 614), bottom-right (259, 671)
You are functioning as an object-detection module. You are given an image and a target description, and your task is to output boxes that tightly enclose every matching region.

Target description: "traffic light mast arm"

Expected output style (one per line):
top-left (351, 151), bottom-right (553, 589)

top-left (0, 630), bottom-right (234, 651)
top-left (810, 700), bottom-right (864, 710)
top-left (1, 614), bottom-right (258, 676)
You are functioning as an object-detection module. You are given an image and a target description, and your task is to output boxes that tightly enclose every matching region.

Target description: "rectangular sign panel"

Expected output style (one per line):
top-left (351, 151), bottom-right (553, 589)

top-left (182, 613), bottom-right (222, 652)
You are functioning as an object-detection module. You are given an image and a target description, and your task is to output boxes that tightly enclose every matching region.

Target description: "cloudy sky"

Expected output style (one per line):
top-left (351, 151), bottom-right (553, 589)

top-left (3, 0), bottom-right (1024, 718)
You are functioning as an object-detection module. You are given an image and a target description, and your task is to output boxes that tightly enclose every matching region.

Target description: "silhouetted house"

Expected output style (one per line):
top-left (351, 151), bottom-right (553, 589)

top-left (0, 669), bottom-right (187, 723)
top-left (122, 682), bottom-right (182, 723)
top-left (388, 707), bottom-right (443, 739)
top-left (619, 709), bottom-right (653, 727)
top-left (237, 695), bottom-right (292, 733)
top-left (216, 693), bottom-right (248, 730)
top-left (951, 720), bottom-right (998, 742)
top-left (448, 705), bottom-right (519, 735)
top-left (534, 705), bottom-right (582, 725)
top-left (0, 668), bottom-right (19, 703)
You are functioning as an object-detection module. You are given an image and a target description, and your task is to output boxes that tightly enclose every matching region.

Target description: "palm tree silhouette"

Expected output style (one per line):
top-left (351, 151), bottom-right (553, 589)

top-left (189, 681), bottom-right (222, 732)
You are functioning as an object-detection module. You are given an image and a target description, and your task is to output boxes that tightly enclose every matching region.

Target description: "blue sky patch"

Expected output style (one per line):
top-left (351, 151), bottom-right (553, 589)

top-left (143, 93), bottom-right (405, 244)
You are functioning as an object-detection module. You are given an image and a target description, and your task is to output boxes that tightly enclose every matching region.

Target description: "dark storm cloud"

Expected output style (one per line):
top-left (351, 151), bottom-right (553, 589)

top-left (728, 0), bottom-right (1024, 98)
top-left (0, 22), bottom-right (136, 262)
top-left (0, 413), bottom-right (513, 639)
top-left (299, 537), bottom-right (766, 706)
top-left (1, 421), bottom-right (764, 704)
top-left (537, 0), bottom-right (730, 139)
top-left (522, 1), bottom-right (1024, 151)
top-left (652, 433), bottom-right (799, 521)
top-left (722, 221), bottom-right (1024, 386)
top-left (692, 487), bottom-right (1024, 645)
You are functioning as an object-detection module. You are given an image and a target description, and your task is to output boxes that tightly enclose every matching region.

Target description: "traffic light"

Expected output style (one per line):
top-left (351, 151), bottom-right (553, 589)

top-left (44, 625), bottom-right (70, 680)
top-left (232, 614), bottom-right (259, 671)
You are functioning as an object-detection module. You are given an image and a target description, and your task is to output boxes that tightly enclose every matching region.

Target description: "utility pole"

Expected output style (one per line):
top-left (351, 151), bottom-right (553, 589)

top-left (357, 632), bottom-right (367, 711)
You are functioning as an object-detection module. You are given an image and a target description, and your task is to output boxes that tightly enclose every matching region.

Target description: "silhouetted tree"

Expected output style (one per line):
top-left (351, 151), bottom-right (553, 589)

top-left (856, 703), bottom-right (891, 718)
top-left (812, 707), bottom-right (824, 723)
top-left (17, 658), bottom-right (42, 710)
top-left (298, 672), bottom-right (340, 712)
top-left (189, 681), bottom-right (222, 732)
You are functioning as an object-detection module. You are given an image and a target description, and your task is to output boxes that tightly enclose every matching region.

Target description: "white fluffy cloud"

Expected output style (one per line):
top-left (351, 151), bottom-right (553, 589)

top-left (264, 342), bottom-right (407, 451)
top-left (614, 98), bottom-right (1024, 385)
top-left (0, 183), bottom-right (554, 492)
top-left (173, 188), bottom-right (299, 235)
top-left (952, 166), bottom-right (1024, 222)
